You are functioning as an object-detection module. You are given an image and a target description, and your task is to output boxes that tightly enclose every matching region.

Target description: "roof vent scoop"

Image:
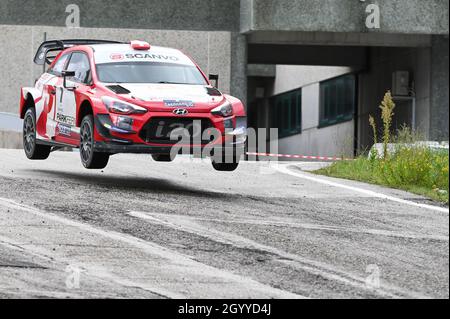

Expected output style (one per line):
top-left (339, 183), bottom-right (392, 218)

top-left (130, 40), bottom-right (151, 50)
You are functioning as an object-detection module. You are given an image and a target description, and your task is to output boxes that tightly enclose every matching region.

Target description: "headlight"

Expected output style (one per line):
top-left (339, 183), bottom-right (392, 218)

top-left (102, 96), bottom-right (147, 115)
top-left (211, 101), bottom-right (233, 117)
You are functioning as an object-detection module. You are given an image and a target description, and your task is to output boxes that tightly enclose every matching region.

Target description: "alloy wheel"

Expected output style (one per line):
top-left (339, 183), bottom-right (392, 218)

top-left (23, 113), bottom-right (35, 155)
top-left (80, 121), bottom-right (93, 163)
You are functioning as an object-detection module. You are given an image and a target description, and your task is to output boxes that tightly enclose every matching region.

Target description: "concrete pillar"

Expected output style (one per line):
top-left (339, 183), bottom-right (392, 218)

top-left (430, 35), bottom-right (449, 141)
top-left (230, 33), bottom-right (248, 108)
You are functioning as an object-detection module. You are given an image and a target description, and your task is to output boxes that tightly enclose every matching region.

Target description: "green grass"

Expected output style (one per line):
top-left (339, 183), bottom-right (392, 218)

top-left (315, 147), bottom-right (449, 204)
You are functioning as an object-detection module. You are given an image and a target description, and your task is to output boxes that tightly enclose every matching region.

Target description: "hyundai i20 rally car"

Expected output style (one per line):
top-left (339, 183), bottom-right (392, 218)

top-left (20, 40), bottom-right (246, 171)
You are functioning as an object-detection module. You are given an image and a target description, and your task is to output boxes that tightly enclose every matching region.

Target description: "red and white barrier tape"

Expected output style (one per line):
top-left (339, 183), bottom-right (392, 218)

top-left (246, 152), bottom-right (352, 161)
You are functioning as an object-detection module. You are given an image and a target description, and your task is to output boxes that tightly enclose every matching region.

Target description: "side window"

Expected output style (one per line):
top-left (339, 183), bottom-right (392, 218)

top-left (66, 52), bottom-right (92, 84)
top-left (271, 89), bottom-right (302, 138)
top-left (50, 53), bottom-right (70, 76)
top-left (319, 74), bottom-right (356, 127)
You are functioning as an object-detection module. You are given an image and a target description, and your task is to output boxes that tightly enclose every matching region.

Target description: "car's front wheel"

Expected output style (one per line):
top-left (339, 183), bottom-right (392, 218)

top-left (23, 108), bottom-right (51, 160)
top-left (151, 154), bottom-right (175, 162)
top-left (212, 161), bottom-right (239, 171)
top-left (80, 115), bottom-right (110, 169)
top-left (211, 149), bottom-right (240, 171)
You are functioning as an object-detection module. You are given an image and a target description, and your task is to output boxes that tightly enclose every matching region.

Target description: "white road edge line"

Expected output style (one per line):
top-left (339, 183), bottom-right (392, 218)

top-left (0, 233), bottom-right (178, 299)
top-left (0, 197), bottom-right (304, 299)
top-left (276, 164), bottom-right (449, 214)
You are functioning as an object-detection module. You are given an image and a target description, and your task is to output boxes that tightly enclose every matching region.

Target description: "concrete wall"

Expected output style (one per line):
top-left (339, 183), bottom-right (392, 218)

top-left (358, 46), bottom-right (433, 149)
top-left (6, 0), bottom-right (443, 36)
top-left (0, 0), bottom-right (247, 104)
top-left (0, 25), bottom-right (233, 116)
top-left (0, 112), bottom-right (22, 149)
top-left (270, 83), bottom-right (354, 158)
top-left (242, 0), bottom-right (449, 35)
top-left (0, 0), bottom-right (240, 31)
top-left (0, 131), bottom-right (21, 149)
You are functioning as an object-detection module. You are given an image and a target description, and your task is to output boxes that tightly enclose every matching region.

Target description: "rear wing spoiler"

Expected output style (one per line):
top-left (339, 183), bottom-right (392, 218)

top-left (33, 39), bottom-right (123, 65)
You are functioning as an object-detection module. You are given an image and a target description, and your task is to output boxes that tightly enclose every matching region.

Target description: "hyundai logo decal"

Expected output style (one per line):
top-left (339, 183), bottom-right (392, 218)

top-left (173, 108), bottom-right (189, 116)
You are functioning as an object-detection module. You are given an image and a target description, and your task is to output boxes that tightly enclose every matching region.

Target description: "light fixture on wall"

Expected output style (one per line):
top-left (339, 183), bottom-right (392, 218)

top-left (392, 71), bottom-right (410, 96)
top-left (392, 71), bottom-right (416, 130)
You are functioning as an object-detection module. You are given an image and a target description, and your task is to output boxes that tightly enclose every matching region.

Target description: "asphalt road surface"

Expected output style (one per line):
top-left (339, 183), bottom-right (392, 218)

top-left (0, 149), bottom-right (448, 299)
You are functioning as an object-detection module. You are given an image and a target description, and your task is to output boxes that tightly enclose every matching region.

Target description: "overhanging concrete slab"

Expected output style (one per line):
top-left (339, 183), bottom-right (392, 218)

top-left (241, 0), bottom-right (449, 35)
top-left (247, 31), bottom-right (433, 48)
top-left (247, 64), bottom-right (276, 77)
top-left (248, 44), bottom-right (368, 67)
top-left (0, 0), bottom-right (240, 31)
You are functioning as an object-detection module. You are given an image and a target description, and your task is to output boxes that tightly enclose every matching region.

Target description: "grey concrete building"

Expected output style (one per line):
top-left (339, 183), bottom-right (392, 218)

top-left (0, 0), bottom-right (448, 155)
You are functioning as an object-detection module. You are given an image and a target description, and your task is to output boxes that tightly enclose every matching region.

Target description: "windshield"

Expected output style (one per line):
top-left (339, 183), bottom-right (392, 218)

top-left (96, 62), bottom-right (207, 85)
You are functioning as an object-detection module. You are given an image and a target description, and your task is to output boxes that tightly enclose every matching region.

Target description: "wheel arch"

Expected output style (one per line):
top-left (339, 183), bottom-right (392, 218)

top-left (77, 99), bottom-right (94, 127)
top-left (20, 93), bottom-right (36, 119)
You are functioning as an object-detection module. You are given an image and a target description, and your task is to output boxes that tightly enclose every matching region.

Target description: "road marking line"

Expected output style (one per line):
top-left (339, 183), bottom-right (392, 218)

top-left (168, 216), bottom-right (448, 241)
top-left (0, 197), bottom-right (303, 299)
top-left (276, 165), bottom-right (449, 214)
top-left (0, 234), bottom-right (177, 299)
top-left (246, 152), bottom-right (352, 161)
top-left (129, 211), bottom-right (430, 299)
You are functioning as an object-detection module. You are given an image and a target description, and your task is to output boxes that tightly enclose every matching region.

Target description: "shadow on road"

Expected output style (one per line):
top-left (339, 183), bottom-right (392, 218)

top-left (21, 169), bottom-right (235, 200)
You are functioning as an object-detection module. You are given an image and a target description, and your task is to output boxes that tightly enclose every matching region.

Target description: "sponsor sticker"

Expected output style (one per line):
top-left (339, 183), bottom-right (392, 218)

top-left (164, 100), bottom-right (194, 107)
top-left (125, 53), bottom-right (179, 62)
top-left (56, 113), bottom-right (76, 126)
top-left (94, 47), bottom-right (193, 66)
top-left (110, 53), bottom-right (124, 60)
top-left (57, 123), bottom-right (72, 137)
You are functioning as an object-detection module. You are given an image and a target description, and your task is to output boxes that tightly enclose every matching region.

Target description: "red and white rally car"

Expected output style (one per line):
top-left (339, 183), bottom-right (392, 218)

top-left (19, 40), bottom-right (246, 171)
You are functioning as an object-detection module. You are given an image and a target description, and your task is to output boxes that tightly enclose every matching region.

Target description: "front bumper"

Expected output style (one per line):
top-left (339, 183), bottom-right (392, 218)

top-left (94, 114), bottom-right (247, 156)
top-left (93, 141), bottom-right (246, 156)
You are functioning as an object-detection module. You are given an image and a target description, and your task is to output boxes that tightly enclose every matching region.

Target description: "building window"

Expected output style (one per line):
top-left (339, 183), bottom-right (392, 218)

top-left (270, 89), bottom-right (302, 138)
top-left (319, 74), bottom-right (356, 127)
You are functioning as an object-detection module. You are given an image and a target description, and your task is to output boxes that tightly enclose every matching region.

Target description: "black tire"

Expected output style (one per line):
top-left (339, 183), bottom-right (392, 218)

top-left (211, 147), bottom-right (241, 171)
top-left (80, 115), bottom-right (110, 169)
top-left (23, 108), bottom-right (51, 160)
top-left (212, 161), bottom-right (239, 171)
top-left (151, 154), bottom-right (175, 162)
top-left (211, 152), bottom-right (240, 171)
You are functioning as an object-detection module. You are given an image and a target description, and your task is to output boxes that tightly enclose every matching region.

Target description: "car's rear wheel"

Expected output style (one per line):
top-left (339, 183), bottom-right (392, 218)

top-left (151, 154), bottom-right (175, 162)
top-left (80, 115), bottom-right (110, 169)
top-left (23, 108), bottom-right (51, 160)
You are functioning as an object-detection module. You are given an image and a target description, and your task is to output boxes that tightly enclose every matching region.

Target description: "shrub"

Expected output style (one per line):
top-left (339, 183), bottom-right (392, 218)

top-left (317, 146), bottom-right (449, 204)
top-left (379, 91), bottom-right (395, 159)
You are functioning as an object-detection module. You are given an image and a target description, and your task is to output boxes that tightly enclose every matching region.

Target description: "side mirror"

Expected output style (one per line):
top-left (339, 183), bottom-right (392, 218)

top-left (61, 70), bottom-right (76, 90)
top-left (209, 74), bottom-right (219, 89)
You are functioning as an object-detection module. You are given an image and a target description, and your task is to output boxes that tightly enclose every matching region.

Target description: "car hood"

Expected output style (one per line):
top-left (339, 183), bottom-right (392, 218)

top-left (116, 83), bottom-right (223, 106)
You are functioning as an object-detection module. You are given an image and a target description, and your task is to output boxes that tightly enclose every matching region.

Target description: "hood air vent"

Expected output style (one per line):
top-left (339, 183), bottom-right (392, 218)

top-left (107, 85), bottom-right (131, 94)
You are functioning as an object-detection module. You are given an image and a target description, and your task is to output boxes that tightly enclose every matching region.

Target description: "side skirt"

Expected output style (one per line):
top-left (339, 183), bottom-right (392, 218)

top-left (36, 139), bottom-right (76, 151)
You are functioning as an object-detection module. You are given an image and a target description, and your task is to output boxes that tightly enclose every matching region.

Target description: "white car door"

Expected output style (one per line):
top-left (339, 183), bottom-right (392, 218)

top-left (55, 52), bottom-right (91, 139)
